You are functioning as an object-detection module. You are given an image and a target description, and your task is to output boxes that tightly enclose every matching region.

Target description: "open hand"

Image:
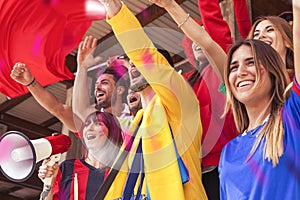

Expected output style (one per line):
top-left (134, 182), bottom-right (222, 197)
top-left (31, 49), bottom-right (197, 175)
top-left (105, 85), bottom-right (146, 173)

top-left (77, 36), bottom-right (102, 70)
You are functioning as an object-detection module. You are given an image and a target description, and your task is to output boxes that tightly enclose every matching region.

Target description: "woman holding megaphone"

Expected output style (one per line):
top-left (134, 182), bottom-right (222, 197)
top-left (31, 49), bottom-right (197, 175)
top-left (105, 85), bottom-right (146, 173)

top-left (38, 111), bottom-right (123, 200)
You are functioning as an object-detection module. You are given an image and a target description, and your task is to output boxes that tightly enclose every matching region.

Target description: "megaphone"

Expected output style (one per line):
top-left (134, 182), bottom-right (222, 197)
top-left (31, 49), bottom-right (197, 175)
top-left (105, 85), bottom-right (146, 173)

top-left (0, 131), bottom-right (71, 182)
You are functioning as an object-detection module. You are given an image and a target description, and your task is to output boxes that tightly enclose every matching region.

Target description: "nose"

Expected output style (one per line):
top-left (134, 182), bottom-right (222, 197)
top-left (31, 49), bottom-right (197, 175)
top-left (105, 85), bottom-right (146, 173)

top-left (237, 65), bottom-right (248, 77)
top-left (87, 122), bottom-right (95, 131)
top-left (257, 30), bottom-right (266, 40)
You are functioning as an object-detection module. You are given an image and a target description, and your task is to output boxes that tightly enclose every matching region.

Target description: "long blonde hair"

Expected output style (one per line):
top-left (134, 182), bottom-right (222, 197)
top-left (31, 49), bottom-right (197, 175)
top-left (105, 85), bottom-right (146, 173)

top-left (224, 40), bottom-right (291, 166)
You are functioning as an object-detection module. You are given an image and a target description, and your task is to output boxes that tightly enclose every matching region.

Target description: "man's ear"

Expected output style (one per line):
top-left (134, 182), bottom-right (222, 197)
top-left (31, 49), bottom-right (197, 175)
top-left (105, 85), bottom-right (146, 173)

top-left (117, 85), bottom-right (125, 96)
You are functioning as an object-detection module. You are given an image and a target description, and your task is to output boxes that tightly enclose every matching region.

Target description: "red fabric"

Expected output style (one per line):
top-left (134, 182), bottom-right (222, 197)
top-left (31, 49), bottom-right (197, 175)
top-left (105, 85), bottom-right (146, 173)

top-left (198, 0), bottom-right (233, 53)
top-left (294, 79), bottom-right (300, 97)
top-left (233, 0), bottom-right (251, 39)
top-left (183, 66), bottom-right (239, 167)
top-left (198, 0), bottom-right (251, 52)
top-left (0, 0), bottom-right (105, 98)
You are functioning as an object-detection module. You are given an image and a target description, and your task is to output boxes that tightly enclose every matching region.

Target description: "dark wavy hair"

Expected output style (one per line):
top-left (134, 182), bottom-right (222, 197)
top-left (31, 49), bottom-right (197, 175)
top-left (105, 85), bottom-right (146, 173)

top-left (80, 111), bottom-right (123, 147)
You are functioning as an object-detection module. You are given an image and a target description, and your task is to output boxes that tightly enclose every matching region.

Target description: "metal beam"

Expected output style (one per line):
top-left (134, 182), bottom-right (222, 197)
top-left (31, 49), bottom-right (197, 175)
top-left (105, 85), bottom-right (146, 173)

top-left (0, 170), bottom-right (42, 194)
top-left (0, 113), bottom-right (56, 139)
top-left (0, 93), bottom-right (31, 113)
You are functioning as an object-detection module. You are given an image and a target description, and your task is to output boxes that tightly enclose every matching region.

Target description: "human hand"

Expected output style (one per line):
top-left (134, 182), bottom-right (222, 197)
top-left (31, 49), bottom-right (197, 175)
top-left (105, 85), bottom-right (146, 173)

top-left (10, 62), bottom-right (34, 86)
top-left (38, 158), bottom-right (59, 182)
top-left (77, 36), bottom-right (102, 70)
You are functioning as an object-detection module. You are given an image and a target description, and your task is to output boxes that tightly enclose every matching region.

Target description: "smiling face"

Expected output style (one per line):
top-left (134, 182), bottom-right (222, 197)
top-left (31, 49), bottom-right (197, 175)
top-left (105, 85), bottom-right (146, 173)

top-left (192, 42), bottom-right (206, 62)
top-left (127, 88), bottom-right (142, 116)
top-left (83, 115), bottom-right (109, 152)
top-left (252, 20), bottom-right (287, 60)
top-left (228, 45), bottom-right (272, 106)
top-left (94, 74), bottom-right (116, 108)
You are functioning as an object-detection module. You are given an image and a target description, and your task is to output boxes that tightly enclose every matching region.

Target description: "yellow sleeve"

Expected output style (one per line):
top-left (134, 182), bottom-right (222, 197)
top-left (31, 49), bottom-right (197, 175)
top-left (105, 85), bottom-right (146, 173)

top-left (107, 3), bottom-right (200, 140)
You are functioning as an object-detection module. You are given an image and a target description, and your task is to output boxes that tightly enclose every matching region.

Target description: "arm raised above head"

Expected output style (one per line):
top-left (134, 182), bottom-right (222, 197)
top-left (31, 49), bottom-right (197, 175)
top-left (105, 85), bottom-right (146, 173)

top-left (106, 2), bottom-right (200, 126)
top-left (72, 36), bottom-right (102, 122)
top-left (10, 63), bottom-right (77, 132)
top-left (152, 0), bottom-right (227, 81)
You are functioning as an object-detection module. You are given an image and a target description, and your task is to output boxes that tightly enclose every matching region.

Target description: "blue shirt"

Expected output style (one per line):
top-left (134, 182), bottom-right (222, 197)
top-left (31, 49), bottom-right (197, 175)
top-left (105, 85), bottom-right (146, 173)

top-left (219, 80), bottom-right (300, 200)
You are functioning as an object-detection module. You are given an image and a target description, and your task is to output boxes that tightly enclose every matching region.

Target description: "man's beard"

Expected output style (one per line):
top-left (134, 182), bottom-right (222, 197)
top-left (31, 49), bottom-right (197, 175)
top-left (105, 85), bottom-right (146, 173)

top-left (130, 75), bottom-right (149, 92)
top-left (95, 96), bottom-right (112, 110)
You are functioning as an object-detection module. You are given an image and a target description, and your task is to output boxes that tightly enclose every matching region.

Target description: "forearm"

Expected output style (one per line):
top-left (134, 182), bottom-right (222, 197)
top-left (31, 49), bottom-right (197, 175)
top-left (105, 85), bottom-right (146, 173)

top-left (72, 67), bottom-right (94, 121)
top-left (27, 80), bottom-right (77, 132)
top-left (40, 185), bottom-right (54, 200)
top-left (164, 1), bottom-right (226, 81)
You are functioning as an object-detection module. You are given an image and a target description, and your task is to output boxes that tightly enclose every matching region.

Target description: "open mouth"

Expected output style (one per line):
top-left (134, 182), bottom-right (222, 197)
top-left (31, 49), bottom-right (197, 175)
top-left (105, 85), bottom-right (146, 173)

top-left (129, 95), bottom-right (138, 103)
top-left (87, 134), bottom-right (96, 140)
top-left (237, 80), bottom-right (253, 88)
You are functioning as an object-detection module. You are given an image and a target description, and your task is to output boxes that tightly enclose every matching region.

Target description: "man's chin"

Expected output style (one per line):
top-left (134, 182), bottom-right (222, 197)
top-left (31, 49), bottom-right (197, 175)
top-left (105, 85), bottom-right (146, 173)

top-left (131, 83), bottom-right (149, 92)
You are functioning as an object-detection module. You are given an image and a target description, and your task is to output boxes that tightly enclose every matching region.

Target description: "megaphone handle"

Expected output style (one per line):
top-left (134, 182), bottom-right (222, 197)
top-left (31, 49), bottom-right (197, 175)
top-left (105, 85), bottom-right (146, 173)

top-left (43, 154), bottom-right (61, 186)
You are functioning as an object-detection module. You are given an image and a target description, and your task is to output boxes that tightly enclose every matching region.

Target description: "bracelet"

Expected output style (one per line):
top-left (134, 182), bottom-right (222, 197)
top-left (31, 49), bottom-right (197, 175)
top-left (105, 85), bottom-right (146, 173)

top-left (178, 13), bottom-right (190, 28)
top-left (26, 78), bottom-right (35, 87)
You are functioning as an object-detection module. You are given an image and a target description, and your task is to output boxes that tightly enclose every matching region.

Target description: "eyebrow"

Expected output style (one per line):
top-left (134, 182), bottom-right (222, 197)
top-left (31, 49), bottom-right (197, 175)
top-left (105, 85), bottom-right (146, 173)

top-left (230, 57), bottom-right (254, 65)
top-left (254, 25), bottom-right (273, 32)
top-left (96, 78), bottom-right (111, 84)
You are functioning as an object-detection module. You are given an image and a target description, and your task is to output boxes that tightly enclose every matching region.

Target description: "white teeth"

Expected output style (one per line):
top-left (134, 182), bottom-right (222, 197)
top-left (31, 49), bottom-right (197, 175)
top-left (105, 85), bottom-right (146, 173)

top-left (87, 135), bottom-right (96, 140)
top-left (238, 81), bottom-right (252, 87)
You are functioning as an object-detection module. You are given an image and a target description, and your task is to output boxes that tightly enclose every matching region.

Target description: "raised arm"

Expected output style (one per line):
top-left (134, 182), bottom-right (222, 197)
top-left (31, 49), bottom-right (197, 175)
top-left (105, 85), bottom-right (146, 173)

top-left (72, 36), bottom-right (102, 122)
top-left (152, 0), bottom-right (227, 81)
top-left (10, 63), bottom-right (77, 132)
top-left (294, 0), bottom-right (300, 84)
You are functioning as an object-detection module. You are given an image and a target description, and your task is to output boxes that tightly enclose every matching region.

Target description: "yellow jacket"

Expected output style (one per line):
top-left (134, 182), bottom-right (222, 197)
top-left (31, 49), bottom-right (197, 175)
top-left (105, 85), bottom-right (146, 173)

top-left (105, 3), bottom-right (207, 200)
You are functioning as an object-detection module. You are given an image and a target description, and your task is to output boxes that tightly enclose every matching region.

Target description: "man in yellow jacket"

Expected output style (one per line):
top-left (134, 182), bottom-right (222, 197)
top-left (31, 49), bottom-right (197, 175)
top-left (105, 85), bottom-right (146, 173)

top-left (97, 1), bottom-right (207, 199)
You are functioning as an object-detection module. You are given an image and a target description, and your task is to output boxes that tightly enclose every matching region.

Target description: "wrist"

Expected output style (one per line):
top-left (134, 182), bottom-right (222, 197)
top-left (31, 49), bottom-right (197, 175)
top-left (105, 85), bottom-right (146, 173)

top-left (26, 78), bottom-right (36, 87)
top-left (164, 1), bottom-right (177, 12)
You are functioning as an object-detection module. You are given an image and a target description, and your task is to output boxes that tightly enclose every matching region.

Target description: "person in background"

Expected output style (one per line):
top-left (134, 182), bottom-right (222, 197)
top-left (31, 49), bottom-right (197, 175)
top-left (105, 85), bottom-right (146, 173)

top-left (72, 36), bottom-right (132, 134)
top-left (38, 111), bottom-right (123, 200)
top-left (247, 15), bottom-right (294, 79)
top-left (181, 35), bottom-right (238, 199)
top-left (10, 58), bottom-right (132, 134)
top-left (127, 88), bottom-right (142, 117)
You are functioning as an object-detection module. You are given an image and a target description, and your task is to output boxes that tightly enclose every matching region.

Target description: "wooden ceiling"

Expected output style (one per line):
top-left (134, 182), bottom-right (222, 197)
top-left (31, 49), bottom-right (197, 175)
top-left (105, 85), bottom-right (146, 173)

top-left (0, 0), bottom-right (293, 199)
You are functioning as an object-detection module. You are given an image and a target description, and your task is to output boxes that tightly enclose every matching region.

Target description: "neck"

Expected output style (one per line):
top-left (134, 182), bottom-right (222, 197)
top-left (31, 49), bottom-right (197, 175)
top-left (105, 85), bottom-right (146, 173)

top-left (246, 104), bottom-right (271, 130)
top-left (85, 155), bottom-right (105, 169)
top-left (104, 98), bottom-right (124, 117)
top-left (139, 86), bottom-right (155, 109)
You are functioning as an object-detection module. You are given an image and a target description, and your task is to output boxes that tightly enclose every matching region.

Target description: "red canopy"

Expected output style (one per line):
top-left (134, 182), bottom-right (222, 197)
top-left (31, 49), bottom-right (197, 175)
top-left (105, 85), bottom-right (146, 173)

top-left (0, 0), bottom-right (105, 98)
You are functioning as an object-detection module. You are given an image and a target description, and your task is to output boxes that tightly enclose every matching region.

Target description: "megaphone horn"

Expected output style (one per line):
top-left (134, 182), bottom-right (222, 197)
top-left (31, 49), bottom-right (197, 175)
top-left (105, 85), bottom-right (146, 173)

top-left (0, 131), bottom-right (71, 182)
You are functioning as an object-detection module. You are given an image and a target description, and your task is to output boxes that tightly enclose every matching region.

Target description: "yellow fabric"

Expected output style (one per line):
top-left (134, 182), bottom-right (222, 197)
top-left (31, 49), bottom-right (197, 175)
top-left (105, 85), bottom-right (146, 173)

top-left (106, 3), bottom-right (207, 200)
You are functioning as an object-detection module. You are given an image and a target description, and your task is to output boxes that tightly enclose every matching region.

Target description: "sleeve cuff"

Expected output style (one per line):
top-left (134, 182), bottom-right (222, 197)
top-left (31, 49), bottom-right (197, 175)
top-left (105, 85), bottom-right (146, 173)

top-left (293, 77), bottom-right (300, 96)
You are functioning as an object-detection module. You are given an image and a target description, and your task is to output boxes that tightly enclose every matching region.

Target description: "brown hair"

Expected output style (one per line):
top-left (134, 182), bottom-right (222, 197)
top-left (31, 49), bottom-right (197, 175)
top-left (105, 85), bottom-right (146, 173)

top-left (247, 16), bottom-right (294, 71)
top-left (224, 39), bottom-right (291, 166)
top-left (80, 111), bottom-right (123, 147)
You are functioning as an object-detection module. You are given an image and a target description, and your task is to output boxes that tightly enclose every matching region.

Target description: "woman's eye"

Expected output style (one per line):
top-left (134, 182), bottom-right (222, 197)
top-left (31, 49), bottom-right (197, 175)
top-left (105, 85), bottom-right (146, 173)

top-left (229, 66), bottom-right (238, 72)
top-left (84, 121), bottom-right (91, 127)
top-left (247, 60), bottom-right (255, 66)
